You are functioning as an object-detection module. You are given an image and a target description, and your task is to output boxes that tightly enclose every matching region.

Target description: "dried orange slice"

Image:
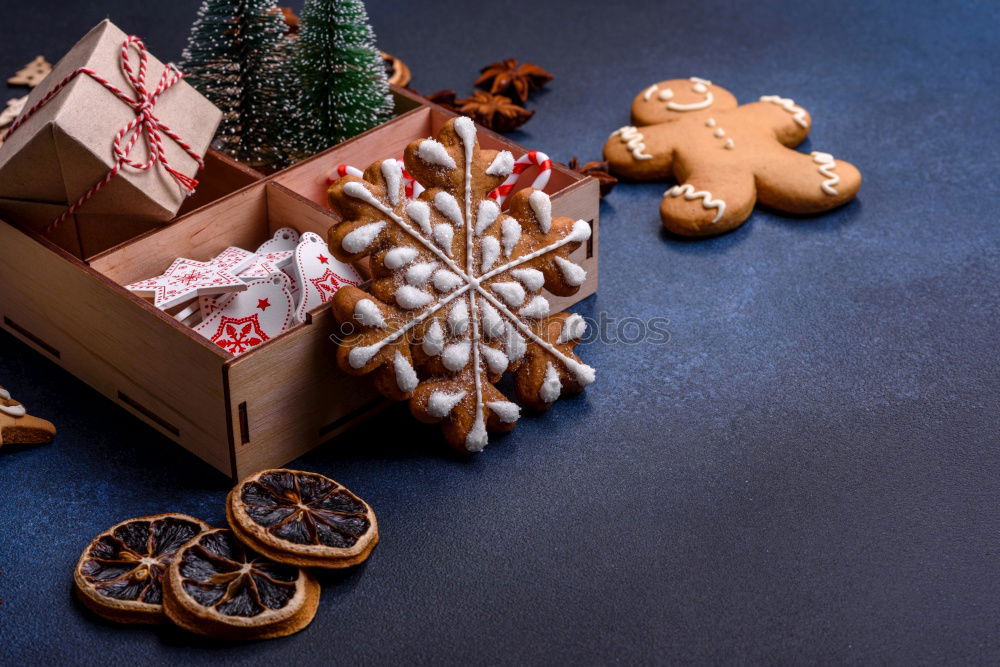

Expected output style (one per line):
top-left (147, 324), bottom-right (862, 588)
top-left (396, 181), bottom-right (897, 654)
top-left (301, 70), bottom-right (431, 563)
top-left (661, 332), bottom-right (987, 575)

top-left (227, 469), bottom-right (378, 569)
top-left (73, 513), bottom-right (209, 624)
top-left (163, 528), bottom-right (319, 640)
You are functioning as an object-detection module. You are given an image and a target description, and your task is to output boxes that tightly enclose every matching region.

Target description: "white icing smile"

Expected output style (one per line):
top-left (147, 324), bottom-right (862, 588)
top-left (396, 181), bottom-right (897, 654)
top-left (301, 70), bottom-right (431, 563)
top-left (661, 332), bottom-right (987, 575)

top-left (644, 77), bottom-right (715, 112)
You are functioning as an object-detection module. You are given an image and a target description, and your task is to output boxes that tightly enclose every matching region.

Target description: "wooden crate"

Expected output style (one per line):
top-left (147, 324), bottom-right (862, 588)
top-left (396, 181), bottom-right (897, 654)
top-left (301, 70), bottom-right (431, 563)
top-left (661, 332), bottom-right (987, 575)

top-left (0, 92), bottom-right (600, 478)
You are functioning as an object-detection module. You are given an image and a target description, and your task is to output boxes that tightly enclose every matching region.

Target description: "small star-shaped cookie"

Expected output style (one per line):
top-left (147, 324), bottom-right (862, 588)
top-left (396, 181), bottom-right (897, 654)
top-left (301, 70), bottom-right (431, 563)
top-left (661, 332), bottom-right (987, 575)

top-left (0, 385), bottom-right (55, 448)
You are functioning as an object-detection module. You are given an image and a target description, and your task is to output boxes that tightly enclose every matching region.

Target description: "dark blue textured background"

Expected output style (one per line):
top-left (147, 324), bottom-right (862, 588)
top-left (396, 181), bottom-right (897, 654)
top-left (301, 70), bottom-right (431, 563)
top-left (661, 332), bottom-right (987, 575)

top-left (2, 0), bottom-right (998, 663)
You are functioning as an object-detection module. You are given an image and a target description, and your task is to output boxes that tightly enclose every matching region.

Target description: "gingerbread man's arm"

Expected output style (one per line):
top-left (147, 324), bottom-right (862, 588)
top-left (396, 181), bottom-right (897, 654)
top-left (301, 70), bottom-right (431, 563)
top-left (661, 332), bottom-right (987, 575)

top-left (603, 123), bottom-right (676, 180)
top-left (755, 145), bottom-right (862, 214)
top-left (741, 97), bottom-right (813, 147)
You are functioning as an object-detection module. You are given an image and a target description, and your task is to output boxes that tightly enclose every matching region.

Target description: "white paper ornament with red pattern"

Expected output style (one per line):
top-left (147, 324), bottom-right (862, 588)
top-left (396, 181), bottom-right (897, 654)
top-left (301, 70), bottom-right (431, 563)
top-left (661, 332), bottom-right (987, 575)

top-left (286, 232), bottom-right (362, 322)
top-left (192, 273), bottom-right (296, 356)
top-left (254, 227), bottom-right (300, 254)
top-left (126, 246), bottom-right (254, 309)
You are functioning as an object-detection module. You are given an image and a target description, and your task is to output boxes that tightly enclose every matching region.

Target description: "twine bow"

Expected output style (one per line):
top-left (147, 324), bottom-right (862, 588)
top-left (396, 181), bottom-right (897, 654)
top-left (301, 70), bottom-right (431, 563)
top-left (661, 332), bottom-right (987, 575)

top-left (4, 36), bottom-right (204, 235)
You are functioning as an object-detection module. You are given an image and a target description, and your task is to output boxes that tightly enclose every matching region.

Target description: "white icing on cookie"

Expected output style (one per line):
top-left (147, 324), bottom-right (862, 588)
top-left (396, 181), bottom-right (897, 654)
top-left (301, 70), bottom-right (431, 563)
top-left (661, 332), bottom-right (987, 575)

top-left (427, 390), bottom-right (465, 418)
top-left (433, 224), bottom-right (454, 254)
top-left (448, 299), bottom-right (469, 336)
top-left (759, 95), bottom-right (809, 128)
top-left (492, 282), bottom-right (526, 307)
top-left (381, 159), bottom-right (403, 206)
top-left (0, 402), bottom-right (26, 417)
top-left (487, 400), bottom-right (520, 423)
top-left (501, 217), bottom-right (521, 257)
top-left (384, 246), bottom-right (418, 269)
top-left (557, 313), bottom-right (587, 344)
top-left (665, 77), bottom-right (714, 111)
top-left (539, 362), bottom-right (562, 403)
top-left (417, 139), bottom-right (457, 169)
top-left (434, 191), bottom-right (463, 227)
top-left (567, 219), bottom-right (592, 243)
top-left (342, 221), bottom-right (386, 254)
top-left (354, 298), bottom-right (386, 328)
top-left (422, 320), bottom-right (445, 356)
top-left (478, 300), bottom-right (504, 338)
top-left (528, 190), bottom-right (552, 234)
top-left (433, 269), bottom-right (463, 292)
top-left (442, 339), bottom-right (471, 371)
top-left (611, 126), bottom-right (653, 161)
top-left (511, 268), bottom-right (544, 291)
top-left (504, 322), bottom-right (527, 362)
top-left (348, 343), bottom-right (381, 369)
top-left (554, 256), bottom-right (587, 286)
top-left (518, 295), bottom-right (550, 320)
top-left (724, 139), bottom-right (734, 150)
top-left (466, 416), bottom-right (488, 452)
top-left (0, 387), bottom-right (9, 400)
top-left (405, 262), bottom-right (437, 286)
top-left (485, 151), bottom-right (514, 177)
top-left (810, 151), bottom-right (840, 195)
top-left (393, 351), bottom-right (419, 393)
top-left (480, 345), bottom-right (509, 375)
top-left (642, 84), bottom-right (659, 101)
top-left (404, 200), bottom-right (432, 236)
top-left (480, 236), bottom-right (500, 272)
top-left (396, 285), bottom-right (434, 309)
top-left (474, 199), bottom-right (501, 235)
top-left (664, 184), bottom-right (726, 224)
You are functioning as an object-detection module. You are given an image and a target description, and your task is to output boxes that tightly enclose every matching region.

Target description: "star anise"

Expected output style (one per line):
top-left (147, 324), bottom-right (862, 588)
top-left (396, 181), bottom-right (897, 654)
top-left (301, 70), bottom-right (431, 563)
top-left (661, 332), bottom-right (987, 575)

top-left (567, 157), bottom-right (618, 199)
top-left (475, 59), bottom-right (553, 103)
top-left (453, 90), bottom-right (534, 132)
top-left (426, 89), bottom-right (460, 112)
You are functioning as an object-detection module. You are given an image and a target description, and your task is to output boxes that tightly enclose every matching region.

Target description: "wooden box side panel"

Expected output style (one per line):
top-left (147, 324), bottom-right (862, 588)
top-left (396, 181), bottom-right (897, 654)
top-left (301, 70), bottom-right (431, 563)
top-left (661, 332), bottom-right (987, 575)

top-left (0, 222), bottom-right (233, 473)
top-left (175, 149), bottom-right (264, 218)
top-left (265, 182), bottom-right (339, 239)
top-left (225, 306), bottom-right (383, 479)
top-left (90, 183), bottom-right (270, 287)
top-left (549, 178), bottom-right (600, 313)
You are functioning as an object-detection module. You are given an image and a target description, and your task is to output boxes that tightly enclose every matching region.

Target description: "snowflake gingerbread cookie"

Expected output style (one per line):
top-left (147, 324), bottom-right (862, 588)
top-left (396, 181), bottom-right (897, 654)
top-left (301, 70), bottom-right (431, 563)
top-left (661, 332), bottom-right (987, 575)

top-left (604, 77), bottom-right (861, 237)
top-left (326, 117), bottom-right (595, 452)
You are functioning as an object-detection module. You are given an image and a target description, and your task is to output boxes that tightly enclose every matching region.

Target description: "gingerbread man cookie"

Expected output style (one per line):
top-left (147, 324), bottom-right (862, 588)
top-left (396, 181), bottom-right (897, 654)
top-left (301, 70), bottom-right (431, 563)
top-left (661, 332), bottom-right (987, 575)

top-left (604, 77), bottom-right (861, 237)
top-left (0, 384), bottom-right (56, 447)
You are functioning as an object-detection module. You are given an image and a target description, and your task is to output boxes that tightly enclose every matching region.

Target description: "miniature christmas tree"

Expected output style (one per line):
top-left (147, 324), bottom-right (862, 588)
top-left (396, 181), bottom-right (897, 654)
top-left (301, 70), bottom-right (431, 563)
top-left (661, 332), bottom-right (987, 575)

top-left (293, 0), bottom-right (394, 157)
top-left (180, 0), bottom-right (296, 169)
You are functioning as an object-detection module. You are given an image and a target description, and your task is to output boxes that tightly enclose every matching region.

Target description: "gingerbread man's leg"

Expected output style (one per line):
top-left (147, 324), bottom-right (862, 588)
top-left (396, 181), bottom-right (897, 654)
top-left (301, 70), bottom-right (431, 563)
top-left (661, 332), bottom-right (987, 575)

top-left (755, 148), bottom-right (861, 215)
top-left (659, 166), bottom-right (756, 237)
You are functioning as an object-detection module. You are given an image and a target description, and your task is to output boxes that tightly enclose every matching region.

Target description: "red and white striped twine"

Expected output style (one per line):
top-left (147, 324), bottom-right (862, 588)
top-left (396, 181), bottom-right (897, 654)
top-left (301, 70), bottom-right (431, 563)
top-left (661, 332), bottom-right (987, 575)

top-left (4, 36), bottom-right (204, 235)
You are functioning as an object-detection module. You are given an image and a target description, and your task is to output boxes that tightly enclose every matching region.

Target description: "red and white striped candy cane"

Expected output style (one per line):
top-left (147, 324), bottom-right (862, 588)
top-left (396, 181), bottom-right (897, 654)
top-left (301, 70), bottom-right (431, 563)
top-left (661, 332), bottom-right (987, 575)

top-left (327, 158), bottom-right (425, 199)
top-left (488, 150), bottom-right (552, 206)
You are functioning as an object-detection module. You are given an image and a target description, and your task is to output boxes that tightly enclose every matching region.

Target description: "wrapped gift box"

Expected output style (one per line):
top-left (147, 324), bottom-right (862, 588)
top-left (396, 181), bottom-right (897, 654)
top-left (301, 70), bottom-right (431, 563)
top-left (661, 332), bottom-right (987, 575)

top-left (0, 89), bottom-right (600, 479)
top-left (0, 19), bottom-right (222, 258)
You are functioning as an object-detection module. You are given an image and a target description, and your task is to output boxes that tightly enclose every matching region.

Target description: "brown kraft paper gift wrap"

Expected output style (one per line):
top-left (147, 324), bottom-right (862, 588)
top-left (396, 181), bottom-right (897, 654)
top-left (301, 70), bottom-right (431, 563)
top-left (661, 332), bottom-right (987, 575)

top-left (0, 19), bottom-right (223, 258)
